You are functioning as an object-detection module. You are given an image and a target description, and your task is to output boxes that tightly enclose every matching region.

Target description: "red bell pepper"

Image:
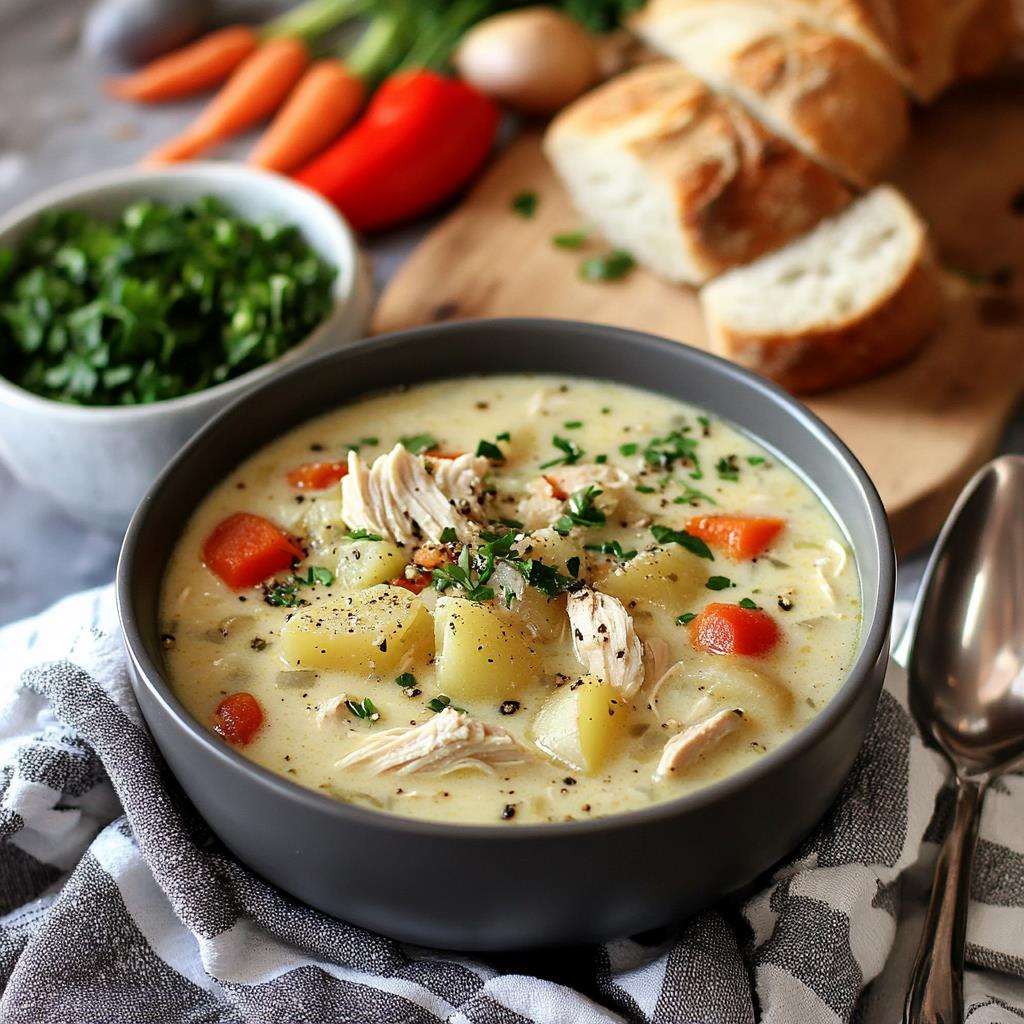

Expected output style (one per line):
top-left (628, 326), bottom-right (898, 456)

top-left (214, 692), bottom-right (264, 745)
top-left (286, 460), bottom-right (349, 490)
top-left (294, 69), bottom-right (499, 231)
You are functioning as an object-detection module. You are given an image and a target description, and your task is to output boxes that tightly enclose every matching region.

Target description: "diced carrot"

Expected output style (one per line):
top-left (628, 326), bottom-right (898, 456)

top-left (286, 460), bottom-right (348, 490)
top-left (203, 512), bottom-right (304, 589)
top-left (544, 475), bottom-right (569, 501)
top-left (690, 603), bottom-right (780, 657)
top-left (390, 572), bottom-right (431, 594)
top-left (685, 514), bottom-right (784, 560)
top-left (214, 692), bottom-right (264, 745)
top-left (412, 546), bottom-right (450, 570)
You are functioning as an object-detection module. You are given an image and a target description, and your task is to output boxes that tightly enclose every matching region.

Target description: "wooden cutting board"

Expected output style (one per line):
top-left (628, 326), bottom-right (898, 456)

top-left (374, 78), bottom-right (1024, 555)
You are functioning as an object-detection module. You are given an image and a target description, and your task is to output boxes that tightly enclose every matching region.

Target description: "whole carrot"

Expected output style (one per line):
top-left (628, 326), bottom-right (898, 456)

top-left (106, 26), bottom-right (259, 103)
top-left (248, 60), bottom-right (364, 173)
top-left (144, 36), bottom-right (310, 165)
top-left (248, 13), bottom-right (404, 175)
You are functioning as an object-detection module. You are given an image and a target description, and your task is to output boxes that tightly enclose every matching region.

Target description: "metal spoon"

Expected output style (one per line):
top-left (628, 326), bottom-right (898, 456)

top-left (902, 455), bottom-right (1024, 1024)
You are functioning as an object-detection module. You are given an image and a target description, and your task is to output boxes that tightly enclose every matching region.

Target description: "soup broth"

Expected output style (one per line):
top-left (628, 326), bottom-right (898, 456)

top-left (161, 375), bottom-right (860, 825)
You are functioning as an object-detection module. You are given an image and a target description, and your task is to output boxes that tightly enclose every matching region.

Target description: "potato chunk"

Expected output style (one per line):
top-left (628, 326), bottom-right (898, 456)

top-left (598, 545), bottom-right (703, 610)
top-left (532, 675), bottom-right (628, 773)
top-left (434, 596), bottom-right (540, 701)
top-left (334, 539), bottom-right (407, 591)
top-left (280, 585), bottom-right (431, 672)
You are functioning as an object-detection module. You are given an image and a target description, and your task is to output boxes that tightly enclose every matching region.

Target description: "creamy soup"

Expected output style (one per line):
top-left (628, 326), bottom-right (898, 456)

top-left (161, 375), bottom-right (860, 825)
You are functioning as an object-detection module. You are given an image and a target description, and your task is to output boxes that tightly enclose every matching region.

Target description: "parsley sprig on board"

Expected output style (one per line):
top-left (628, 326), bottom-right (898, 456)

top-left (0, 198), bottom-right (336, 406)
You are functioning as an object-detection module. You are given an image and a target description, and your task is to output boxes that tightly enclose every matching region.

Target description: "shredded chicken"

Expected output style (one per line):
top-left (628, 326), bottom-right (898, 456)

top-left (425, 453), bottom-right (490, 515)
top-left (335, 707), bottom-right (528, 775)
top-left (654, 708), bottom-right (744, 780)
top-left (813, 539), bottom-right (848, 604)
top-left (567, 588), bottom-right (645, 699)
top-left (340, 444), bottom-right (476, 546)
top-left (315, 694), bottom-right (350, 728)
top-left (516, 464), bottom-right (631, 530)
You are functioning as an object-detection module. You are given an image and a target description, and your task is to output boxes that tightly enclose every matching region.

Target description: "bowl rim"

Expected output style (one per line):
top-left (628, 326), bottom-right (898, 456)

top-left (0, 161), bottom-right (361, 422)
top-left (117, 317), bottom-right (895, 840)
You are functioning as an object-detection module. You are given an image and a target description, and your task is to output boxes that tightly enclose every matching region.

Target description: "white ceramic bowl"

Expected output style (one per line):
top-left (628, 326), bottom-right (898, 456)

top-left (0, 163), bottom-right (372, 532)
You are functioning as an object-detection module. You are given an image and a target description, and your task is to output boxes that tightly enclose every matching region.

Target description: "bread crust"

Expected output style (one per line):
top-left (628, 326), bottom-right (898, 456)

top-left (545, 62), bottom-right (850, 283)
top-left (632, 0), bottom-right (909, 186)
top-left (703, 243), bottom-right (943, 393)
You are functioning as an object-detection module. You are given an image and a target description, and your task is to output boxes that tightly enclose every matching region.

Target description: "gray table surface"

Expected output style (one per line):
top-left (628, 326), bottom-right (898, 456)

top-left (1, 0), bottom-right (1022, 628)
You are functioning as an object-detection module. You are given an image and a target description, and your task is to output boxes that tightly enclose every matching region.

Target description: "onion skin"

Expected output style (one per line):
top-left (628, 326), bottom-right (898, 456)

top-left (454, 7), bottom-right (600, 116)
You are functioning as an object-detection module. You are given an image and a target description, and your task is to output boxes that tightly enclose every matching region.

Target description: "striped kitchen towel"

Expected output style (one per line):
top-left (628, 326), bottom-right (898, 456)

top-left (0, 586), bottom-right (1021, 1023)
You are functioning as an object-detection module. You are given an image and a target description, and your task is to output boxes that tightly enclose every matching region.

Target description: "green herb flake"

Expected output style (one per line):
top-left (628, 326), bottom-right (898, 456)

top-left (553, 230), bottom-right (588, 249)
top-left (674, 485), bottom-right (717, 506)
top-left (706, 576), bottom-right (735, 591)
top-left (539, 434), bottom-right (584, 469)
top-left (511, 191), bottom-right (538, 218)
top-left (553, 486), bottom-right (606, 536)
top-left (716, 455), bottom-right (740, 482)
top-left (439, 526), bottom-right (458, 544)
top-left (399, 433), bottom-right (438, 455)
top-left (476, 437), bottom-right (506, 462)
top-left (619, 442), bottom-right (638, 456)
top-left (346, 528), bottom-right (383, 542)
top-left (395, 672), bottom-right (416, 687)
top-left (580, 249), bottom-right (636, 282)
top-left (746, 456), bottom-right (766, 466)
top-left (584, 540), bottom-right (638, 560)
top-left (738, 597), bottom-right (760, 609)
top-left (636, 484), bottom-right (656, 494)
top-left (676, 612), bottom-right (696, 625)
top-left (346, 697), bottom-right (380, 722)
top-left (427, 694), bottom-right (466, 714)
top-left (594, 453), bottom-right (607, 464)
top-left (563, 420), bottom-right (583, 429)
top-left (650, 523), bottom-right (714, 560)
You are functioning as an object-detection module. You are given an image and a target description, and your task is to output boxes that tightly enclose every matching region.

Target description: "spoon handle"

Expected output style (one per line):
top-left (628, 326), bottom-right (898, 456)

top-left (903, 776), bottom-right (985, 1024)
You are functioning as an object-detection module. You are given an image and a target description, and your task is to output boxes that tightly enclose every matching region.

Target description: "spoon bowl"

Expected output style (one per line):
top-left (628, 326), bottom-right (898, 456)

top-left (908, 455), bottom-right (1024, 776)
top-left (903, 455), bottom-right (1024, 1023)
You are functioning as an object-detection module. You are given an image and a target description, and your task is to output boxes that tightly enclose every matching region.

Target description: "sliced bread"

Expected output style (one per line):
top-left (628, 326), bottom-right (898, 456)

top-left (700, 185), bottom-right (943, 393)
top-left (631, 0), bottom-right (908, 187)
top-left (543, 62), bottom-right (850, 286)
top-left (773, 0), bottom-right (986, 100)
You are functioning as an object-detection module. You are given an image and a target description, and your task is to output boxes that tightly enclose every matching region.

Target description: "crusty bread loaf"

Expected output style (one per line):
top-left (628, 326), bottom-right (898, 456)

top-left (543, 62), bottom-right (851, 285)
top-left (774, 0), bottom-right (985, 100)
top-left (700, 185), bottom-right (943, 393)
top-left (631, 0), bottom-right (908, 187)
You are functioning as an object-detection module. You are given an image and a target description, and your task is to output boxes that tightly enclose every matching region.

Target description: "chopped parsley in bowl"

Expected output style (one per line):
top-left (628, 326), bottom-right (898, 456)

top-left (0, 196), bottom-right (337, 406)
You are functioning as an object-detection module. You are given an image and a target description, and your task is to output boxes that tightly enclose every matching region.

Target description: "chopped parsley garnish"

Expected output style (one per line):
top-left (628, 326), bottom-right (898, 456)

top-left (636, 484), bottom-right (656, 494)
top-left (676, 612), bottom-right (696, 625)
top-left (511, 191), bottom-right (538, 218)
top-left (747, 456), bottom-right (766, 466)
top-left (594, 453), bottom-right (607, 464)
top-left (697, 415), bottom-right (711, 435)
top-left (395, 672), bottom-right (416, 687)
top-left (553, 486), bottom-right (605, 535)
top-left (738, 597), bottom-right (760, 609)
top-left (346, 697), bottom-right (380, 722)
top-left (475, 436), bottom-right (506, 462)
top-left (439, 526), bottom-right (458, 544)
top-left (716, 455), bottom-right (740, 481)
top-left (580, 249), bottom-right (636, 282)
top-left (563, 420), bottom-right (583, 429)
top-left (585, 540), bottom-right (637, 560)
top-left (431, 531), bottom-right (517, 602)
top-left (263, 565), bottom-right (334, 606)
top-left (674, 484), bottom-right (716, 506)
top-left (619, 442), bottom-right (638, 456)
top-left (512, 558), bottom-right (580, 597)
top-left (643, 430), bottom-right (702, 478)
top-left (427, 694), bottom-right (466, 714)
top-left (0, 197), bottom-right (336, 406)
top-left (344, 436), bottom-right (379, 451)
top-left (539, 434), bottom-right (584, 469)
top-left (553, 230), bottom-right (588, 249)
top-left (650, 524), bottom-right (714, 560)
top-left (566, 556), bottom-right (581, 578)
top-left (498, 517), bottom-right (524, 529)
top-left (347, 528), bottom-right (383, 541)
top-left (706, 575), bottom-right (735, 591)
top-left (400, 432), bottom-right (438, 455)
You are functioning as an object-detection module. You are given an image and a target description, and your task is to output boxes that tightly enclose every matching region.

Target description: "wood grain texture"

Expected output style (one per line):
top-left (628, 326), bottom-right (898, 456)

top-left (374, 78), bottom-right (1024, 555)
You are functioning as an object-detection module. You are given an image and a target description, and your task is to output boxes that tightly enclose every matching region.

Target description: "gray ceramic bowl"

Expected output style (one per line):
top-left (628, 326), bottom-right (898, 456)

top-left (0, 163), bottom-right (372, 532)
top-left (117, 318), bottom-right (894, 951)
